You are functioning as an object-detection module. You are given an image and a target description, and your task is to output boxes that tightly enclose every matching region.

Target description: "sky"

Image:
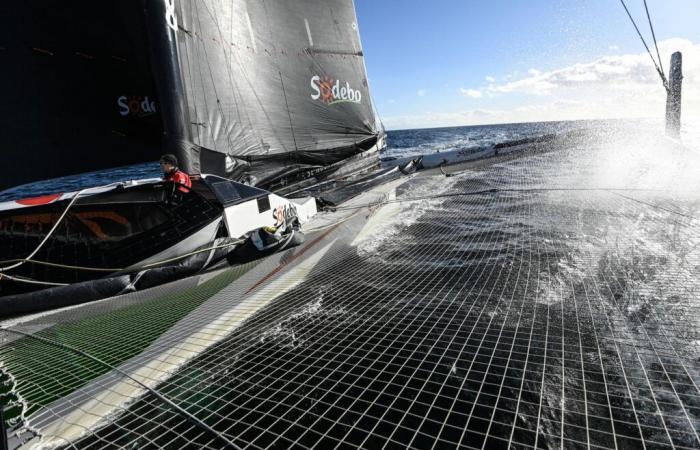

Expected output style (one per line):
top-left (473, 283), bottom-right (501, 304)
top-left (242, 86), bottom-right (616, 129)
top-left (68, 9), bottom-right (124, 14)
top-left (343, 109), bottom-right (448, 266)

top-left (354, 0), bottom-right (700, 130)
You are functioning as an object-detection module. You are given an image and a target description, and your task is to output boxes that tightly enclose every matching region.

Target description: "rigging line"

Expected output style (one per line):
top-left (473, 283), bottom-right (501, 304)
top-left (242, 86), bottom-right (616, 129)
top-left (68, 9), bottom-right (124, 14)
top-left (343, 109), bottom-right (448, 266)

top-left (0, 327), bottom-right (242, 450)
top-left (608, 191), bottom-right (695, 220)
top-left (643, 0), bottom-right (665, 79)
top-left (0, 240), bottom-right (244, 275)
top-left (0, 273), bottom-right (67, 287)
top-left (618, 0), bottom-right (669, 90)
top-left (0, 189), bottom-right (87, 273)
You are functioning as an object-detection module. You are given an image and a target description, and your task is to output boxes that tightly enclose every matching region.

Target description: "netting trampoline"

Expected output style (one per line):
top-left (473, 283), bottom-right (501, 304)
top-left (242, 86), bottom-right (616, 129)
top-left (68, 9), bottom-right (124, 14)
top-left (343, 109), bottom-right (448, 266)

top-left (2, 129), bottom-right (700, 449)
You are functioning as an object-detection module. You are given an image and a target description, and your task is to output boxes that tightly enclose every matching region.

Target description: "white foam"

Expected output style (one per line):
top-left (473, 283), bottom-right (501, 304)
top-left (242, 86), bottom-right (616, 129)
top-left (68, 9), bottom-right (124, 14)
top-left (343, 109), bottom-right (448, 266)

top-left (0, 361), bottom-right (41, 444)
top-left (259, 289), bottom-right (350, 349)
top-left (352, 173), bottom-right (464, 256)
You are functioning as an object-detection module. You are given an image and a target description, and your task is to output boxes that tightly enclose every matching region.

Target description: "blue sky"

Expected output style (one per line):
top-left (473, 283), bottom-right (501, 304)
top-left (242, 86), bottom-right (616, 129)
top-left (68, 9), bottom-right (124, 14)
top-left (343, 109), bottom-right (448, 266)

top-left (355, 0), bottom-right (700, 130)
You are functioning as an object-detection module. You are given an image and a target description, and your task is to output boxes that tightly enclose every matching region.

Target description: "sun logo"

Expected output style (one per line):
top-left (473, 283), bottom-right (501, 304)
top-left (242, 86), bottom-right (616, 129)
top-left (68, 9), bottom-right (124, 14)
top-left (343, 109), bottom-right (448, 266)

top-left (319, 76), bottom-right (335, 104)
top-left (310, 75), bottom-right (362, 105)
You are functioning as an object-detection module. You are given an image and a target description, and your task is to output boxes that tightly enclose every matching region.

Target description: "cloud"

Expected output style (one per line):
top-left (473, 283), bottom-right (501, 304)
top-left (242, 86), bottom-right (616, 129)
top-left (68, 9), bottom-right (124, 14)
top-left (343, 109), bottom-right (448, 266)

top-left (459, 88), bottom-right (483, 98)
top-left (485, 75), bottom-right (496, 83)
top-left (385, 38), bottom-right (700, 130)
top-left (417, 89), bottom-right (427, 97)
top-left (485, 38), bottom-right (699, 97)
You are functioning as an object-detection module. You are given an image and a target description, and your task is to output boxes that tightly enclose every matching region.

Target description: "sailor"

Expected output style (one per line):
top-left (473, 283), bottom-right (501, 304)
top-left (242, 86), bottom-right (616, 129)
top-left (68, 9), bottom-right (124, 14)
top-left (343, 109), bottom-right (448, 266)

top-left (160, 154), bottom-right (192, 194)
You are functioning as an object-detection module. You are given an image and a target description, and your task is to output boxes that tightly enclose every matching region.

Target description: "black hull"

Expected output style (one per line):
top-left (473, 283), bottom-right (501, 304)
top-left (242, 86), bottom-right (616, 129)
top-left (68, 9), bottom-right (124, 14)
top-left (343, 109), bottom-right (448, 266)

top-left (0, 181), bottom-right (223, 297)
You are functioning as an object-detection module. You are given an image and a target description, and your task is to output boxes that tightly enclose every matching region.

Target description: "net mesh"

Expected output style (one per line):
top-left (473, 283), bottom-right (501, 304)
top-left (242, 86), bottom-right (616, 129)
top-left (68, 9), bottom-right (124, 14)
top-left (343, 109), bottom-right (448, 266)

top-left (2, 129), bottom-right (700, 449)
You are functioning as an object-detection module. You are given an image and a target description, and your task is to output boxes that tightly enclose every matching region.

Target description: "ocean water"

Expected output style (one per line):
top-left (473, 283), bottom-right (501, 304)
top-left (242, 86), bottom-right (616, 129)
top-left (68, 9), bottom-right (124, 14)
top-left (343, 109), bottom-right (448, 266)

top-left (384, 120), bottom-right (589, 160)
top-left (0, 119), bottom-right (677, 203)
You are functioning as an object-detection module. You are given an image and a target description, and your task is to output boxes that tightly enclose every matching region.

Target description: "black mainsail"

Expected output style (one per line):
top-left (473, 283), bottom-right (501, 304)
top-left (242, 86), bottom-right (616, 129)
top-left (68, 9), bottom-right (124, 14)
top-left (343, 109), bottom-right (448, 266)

top-left (1, 0), bottom-right (383, 192)
top-left (1, 1), bottom-right (163, 192)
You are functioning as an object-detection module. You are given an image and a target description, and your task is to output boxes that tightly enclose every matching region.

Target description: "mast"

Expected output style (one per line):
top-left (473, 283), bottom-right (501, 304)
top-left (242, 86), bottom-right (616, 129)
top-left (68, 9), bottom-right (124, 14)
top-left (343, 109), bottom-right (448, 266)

top-left (619, 0), bottom-right (683, 140)
top-left (665, 52), bottom-right (683, 139)
top-left (143, 0), bottom-right (196, 172)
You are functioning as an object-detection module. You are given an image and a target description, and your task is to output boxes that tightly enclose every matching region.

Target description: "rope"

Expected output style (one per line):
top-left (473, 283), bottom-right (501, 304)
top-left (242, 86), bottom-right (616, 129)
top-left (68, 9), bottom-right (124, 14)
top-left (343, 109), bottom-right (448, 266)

top-left (0, 240), bottom-right (244, 275)
top-left (609, 191), bottom-right (695, 220)
top-left (0, 184), bottom-right (245, 284)
top-left (0, 273), bottom-right (67, 287)
top-left (0, 239), bottom-right (246, 288)
top-left (643, 0), bottom-right (665, 79)
top-left (0, 189), bottom-right (87, 273)
top-left (0, 327), bottom-right (242, 450)
top-left (618, 0), bottom-right (669, 91)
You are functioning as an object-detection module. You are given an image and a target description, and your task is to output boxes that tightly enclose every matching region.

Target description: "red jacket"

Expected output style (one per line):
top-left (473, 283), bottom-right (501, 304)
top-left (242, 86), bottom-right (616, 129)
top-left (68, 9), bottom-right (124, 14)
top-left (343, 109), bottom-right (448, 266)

top-left (166, 169), bottom-right (192, 193)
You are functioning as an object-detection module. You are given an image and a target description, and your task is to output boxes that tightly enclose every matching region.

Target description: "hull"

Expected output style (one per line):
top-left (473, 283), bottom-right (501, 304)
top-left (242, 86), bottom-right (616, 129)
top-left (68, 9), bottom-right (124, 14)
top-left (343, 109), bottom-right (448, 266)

top-left (0, 181), bottom-right (223, 297)
top-left (0, 177), bottom-right (317, 301)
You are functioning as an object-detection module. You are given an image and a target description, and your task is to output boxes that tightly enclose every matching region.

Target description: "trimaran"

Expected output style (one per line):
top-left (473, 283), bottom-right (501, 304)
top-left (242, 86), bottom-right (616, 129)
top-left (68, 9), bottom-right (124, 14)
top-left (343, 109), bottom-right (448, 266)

top-left (0, 1), bottom-right (696, 449)
top-left (0, 0), bottom-right (388, 312)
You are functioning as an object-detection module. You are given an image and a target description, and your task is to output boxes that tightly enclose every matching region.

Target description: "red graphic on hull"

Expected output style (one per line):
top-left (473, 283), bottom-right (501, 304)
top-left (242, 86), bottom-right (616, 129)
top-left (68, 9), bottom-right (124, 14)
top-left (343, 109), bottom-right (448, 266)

top-left (15, 194), bottom-right (62, 206)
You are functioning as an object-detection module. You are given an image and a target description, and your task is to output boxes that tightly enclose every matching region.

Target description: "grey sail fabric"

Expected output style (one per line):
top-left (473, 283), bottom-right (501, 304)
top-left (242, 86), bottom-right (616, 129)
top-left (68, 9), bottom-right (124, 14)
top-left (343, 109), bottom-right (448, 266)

top-left (0, 0), bottom-right (383, 192)
top-left (159, 0), bottom-right (382, 188)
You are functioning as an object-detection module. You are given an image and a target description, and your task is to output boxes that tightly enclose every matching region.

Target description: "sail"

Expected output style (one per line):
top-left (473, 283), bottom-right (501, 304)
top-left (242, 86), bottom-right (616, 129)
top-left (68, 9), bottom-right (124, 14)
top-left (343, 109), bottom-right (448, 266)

top-left (155, 0), bottom-right (383, 188)
top-left (0, 1), bottom-right (163, 191)
top-left (0, 0), bottom-right (383, 192)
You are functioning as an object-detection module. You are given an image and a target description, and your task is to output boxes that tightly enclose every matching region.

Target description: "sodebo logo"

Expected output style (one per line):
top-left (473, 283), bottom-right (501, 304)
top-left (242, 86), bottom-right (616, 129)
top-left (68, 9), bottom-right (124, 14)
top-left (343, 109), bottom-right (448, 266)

top-left (117, 96), bottom-right (157, 117)
top-left (311, 76), bottom-right (362, 105)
